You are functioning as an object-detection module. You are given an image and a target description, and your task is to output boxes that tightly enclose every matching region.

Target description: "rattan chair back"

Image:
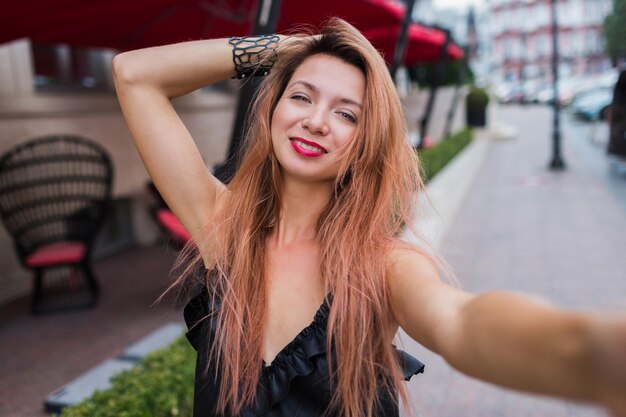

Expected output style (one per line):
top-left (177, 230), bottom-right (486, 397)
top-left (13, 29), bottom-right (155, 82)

top-left (0, 135), bottom-right (113, 266)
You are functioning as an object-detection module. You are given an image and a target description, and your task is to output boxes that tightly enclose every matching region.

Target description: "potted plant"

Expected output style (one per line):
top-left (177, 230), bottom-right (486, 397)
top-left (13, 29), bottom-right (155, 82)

top-left (465, 87), bottom-right (490, 127)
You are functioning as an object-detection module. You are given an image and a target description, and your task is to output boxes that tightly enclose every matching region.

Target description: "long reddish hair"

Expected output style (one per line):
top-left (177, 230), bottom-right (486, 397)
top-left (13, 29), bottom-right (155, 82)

top-left (171, 18), bottom-right (426, 417)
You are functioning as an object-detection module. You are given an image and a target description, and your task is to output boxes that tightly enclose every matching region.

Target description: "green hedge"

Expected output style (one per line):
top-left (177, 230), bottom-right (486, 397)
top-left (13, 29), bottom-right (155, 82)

top-left (419, 128), bottom-right (473, 181)
top-left (408, 57), bottom-right (474, 87)
top-left (59, 336), bottom-right (196, 417)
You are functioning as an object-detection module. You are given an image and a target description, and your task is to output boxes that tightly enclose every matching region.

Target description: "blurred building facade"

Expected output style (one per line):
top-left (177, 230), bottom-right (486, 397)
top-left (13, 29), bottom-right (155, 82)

top-left (490, 0), bottom-right (613, 85)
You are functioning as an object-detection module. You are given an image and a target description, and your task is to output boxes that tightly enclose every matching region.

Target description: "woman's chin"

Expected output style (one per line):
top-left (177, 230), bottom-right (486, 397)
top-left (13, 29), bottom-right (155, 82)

top-left (280, 167), bottom-right (337, 186)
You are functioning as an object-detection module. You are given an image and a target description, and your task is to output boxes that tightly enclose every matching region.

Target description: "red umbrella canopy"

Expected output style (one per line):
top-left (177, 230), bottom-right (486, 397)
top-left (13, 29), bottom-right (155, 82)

top-left (364, 24), bottom-right (464, 66)
top-left (1, 0), bottom-right (256, 50)
top-left (278, 0), bottom-right (405, 33)
top-left (1, 0), bottom-right (406, 49)
top-left (0, 0), bottom-right (461, 64)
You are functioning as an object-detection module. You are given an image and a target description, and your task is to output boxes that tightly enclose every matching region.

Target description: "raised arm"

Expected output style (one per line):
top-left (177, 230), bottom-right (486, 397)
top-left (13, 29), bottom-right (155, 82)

top-left (387, 245), bottom-right (626, 415)
top-left (112, 39), bottom-right (236, 243)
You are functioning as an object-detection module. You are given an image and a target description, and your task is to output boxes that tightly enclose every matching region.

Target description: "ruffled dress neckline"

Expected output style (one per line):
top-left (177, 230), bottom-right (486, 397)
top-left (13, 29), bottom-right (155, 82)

top-left (261, 298), bottom-right (331, 370)
top-left (185, 268), bottom-right (425, 417)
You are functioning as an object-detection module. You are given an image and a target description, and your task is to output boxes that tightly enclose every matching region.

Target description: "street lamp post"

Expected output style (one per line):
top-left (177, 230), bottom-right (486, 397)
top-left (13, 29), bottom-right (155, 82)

top-left (549, 0), bottom-right (565, 169)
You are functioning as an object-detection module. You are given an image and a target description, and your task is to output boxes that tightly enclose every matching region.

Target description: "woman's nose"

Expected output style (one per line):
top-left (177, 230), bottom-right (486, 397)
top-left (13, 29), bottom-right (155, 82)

top-left (302, 110), bottom-right (329, 136)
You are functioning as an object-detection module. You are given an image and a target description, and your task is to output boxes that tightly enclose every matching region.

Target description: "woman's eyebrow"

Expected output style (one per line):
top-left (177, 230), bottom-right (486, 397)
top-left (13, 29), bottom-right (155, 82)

top-left (289, 80), bottom-right (317, 92)
top-left (288, 80), bottom-right (362, 109)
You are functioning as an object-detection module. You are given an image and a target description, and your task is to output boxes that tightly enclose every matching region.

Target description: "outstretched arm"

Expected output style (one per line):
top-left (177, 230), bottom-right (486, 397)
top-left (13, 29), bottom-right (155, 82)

top-left (387, 245), bottom-right (626, 415)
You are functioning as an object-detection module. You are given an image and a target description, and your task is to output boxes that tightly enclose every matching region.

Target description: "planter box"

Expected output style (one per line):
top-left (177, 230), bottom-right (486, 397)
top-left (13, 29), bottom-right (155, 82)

top-left (466, 107), bottom-right (487, 127)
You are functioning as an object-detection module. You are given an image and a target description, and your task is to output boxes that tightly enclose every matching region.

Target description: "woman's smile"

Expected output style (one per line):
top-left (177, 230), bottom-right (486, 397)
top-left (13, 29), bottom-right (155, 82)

top-left (289, 137), bottom-right (328, 157)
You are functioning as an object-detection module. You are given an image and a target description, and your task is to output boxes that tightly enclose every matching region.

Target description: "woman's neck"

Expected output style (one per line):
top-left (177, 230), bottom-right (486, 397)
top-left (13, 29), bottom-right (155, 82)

top-left (274, 177), bottom-right (332, 246)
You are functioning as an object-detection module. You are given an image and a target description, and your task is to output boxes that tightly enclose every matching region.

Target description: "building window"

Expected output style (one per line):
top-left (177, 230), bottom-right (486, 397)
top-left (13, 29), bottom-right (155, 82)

top-left (538, 3), bottom-right (549, 27)
top-left (560, 32), bottom-right (570, 57)
top-left (536, 33), bottom-right (549, 57)
top-left (571, 31), bottom-right (582, 55)
top-left (504, 38), bottom-right (514, 60)
top-left (584, 31), bottom-right (596, 54)
top-left (31, 44), bottom-right (115, 92)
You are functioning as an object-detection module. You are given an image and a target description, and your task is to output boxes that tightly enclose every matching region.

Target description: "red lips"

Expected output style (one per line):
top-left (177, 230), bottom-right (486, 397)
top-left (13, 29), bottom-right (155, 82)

top-left (289, 137), bottom-right (327, 158)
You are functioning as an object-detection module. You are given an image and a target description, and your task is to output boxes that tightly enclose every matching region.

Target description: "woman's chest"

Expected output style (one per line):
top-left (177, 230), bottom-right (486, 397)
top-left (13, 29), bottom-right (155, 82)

top-left (264, 243), bottom-right (326, 365)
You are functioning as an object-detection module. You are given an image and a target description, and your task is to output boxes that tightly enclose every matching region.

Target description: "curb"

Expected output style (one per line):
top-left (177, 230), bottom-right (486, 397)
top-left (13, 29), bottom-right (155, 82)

top-left (44, 323), bottom-right (184, 414)
top-left (402, 129), bottom-right (492, 250)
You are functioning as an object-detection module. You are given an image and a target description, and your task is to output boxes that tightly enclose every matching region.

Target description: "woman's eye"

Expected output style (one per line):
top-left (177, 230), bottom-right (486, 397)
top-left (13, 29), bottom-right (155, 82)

top-left (338, 111), bottom-right (357, 124)
top-left (290, 94), bottom-right (310, 102)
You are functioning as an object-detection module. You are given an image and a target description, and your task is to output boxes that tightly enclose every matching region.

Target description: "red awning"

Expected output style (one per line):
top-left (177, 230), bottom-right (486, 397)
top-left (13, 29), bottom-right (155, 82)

top-left (1, 0), bottom-right (462, 63)
top-left (364, 24), bottom-right (464, 66)
top-left (0, 0), bottom-right (256, 50)
top-left (278, 0), bottom-right (405, 34)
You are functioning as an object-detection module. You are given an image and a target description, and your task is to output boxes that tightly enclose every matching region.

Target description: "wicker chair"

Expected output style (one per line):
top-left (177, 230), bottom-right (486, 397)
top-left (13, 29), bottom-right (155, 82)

top-left (0, 135), bottom-right (113, 313)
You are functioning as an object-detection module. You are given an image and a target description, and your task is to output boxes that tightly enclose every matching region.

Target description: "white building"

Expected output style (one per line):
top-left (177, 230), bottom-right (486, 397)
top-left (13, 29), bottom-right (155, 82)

top-left (490, 0), bottom-right (613, 85)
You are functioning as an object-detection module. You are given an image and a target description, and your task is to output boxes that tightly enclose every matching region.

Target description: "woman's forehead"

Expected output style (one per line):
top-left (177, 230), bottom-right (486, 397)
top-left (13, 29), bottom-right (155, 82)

top-left (287, 55), bottom-right (365, 104)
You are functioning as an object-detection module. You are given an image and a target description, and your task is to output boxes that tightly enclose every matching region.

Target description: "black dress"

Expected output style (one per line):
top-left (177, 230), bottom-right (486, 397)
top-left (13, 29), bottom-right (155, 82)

top-left (185, 287), bottom-right (424, 417)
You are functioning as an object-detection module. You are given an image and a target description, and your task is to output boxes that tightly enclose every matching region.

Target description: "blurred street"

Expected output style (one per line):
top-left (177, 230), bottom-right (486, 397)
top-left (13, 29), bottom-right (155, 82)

top-left (401, 104), bottom-right (626, 417)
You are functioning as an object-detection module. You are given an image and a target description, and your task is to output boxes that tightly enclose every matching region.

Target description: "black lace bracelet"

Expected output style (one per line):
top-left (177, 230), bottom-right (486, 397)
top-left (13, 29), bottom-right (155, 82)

top-left (228, 34), bottom-right (280, 80)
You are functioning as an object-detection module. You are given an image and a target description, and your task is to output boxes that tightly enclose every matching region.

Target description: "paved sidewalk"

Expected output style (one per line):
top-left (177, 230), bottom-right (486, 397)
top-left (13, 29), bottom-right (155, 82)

top-left (0, 244), bottom-right (182, 417)
top-left (401, 105), bottom-right (626, 417)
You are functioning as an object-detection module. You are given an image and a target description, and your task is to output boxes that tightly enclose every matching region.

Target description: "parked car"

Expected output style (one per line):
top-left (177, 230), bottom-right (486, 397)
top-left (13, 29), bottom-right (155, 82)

top-left (494, 82), bottom-right (524, 104)
top-left (521, 80), bottom-right (546, 103)
top-left (568, 71), bottom-right (618, 101)
top-left (535, 79), bottom-right (576, 106)
top-left (535, 82), bottom-right (573, 106)
top-left (569, 88), bottom-right (613, 121)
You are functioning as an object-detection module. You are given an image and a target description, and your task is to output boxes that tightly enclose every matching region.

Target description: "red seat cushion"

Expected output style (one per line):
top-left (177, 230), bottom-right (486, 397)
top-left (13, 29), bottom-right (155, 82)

top-left (156, 209), bottom-right (191, 243)
top-left (25, 242), bottom-right (87, 268)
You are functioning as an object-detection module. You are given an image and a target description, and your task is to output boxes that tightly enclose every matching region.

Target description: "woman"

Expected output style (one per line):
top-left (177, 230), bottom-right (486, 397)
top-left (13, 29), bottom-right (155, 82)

top-left (113, 18), bottom-right (626, 417)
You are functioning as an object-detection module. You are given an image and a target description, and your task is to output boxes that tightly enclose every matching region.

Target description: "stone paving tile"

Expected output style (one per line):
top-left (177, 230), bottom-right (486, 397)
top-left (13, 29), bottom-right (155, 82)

top-left (0, 243), bottom-right (182, 417)
top-left (402, 105), bottom-right (626, 417)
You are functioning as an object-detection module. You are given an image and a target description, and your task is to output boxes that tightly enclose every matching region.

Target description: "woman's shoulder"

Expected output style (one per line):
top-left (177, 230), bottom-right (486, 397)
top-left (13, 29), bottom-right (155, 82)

top-left (385, 239), bottom-right (440, 282)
